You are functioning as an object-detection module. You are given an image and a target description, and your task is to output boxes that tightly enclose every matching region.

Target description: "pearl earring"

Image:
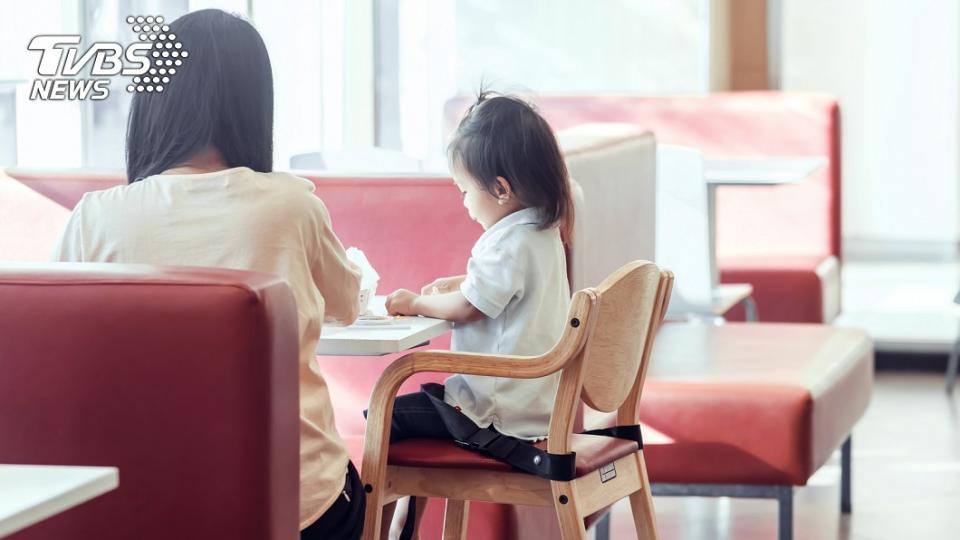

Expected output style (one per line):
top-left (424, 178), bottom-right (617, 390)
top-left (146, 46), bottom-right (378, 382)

top-left (498, 198), bottom-right (505, 206)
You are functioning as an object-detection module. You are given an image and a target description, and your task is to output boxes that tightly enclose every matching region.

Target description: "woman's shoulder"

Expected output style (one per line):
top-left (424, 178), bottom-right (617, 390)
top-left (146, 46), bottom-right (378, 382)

top-left (247, 170), bottom-right (332, 220)
top-left (76, 179), bottom-right (143, 210)
top-left (246, 169), bottom-right (317, 195)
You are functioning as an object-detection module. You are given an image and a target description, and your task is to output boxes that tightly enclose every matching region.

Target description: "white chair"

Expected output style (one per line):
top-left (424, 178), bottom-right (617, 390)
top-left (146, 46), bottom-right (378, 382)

top-left (558, 123), bottom-right (657, 292)
top-left (656, 145), bottom-right (756, 321)
top-left (289, 152), bottom-right (325, 170)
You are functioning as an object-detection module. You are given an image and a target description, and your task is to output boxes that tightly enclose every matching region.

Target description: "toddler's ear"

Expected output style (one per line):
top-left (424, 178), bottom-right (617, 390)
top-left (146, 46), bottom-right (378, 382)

top-left (495, 176), bottom-right (514, 197)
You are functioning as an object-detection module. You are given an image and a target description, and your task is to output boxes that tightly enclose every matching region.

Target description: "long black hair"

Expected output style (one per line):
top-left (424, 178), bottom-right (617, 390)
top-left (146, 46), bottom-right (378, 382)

top-left (447, 92), bottom-right (575, 245)
top-left (125, 9), bottom-right (273, 182)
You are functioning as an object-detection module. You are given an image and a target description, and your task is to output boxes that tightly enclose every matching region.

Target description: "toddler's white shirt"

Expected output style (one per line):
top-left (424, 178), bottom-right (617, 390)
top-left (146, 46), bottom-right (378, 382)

top-left (446, 207), bottom-right (571, 440)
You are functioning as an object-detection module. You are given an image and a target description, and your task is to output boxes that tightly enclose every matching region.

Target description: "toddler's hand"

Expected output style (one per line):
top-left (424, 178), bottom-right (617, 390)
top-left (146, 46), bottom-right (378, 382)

top-left (421, 276), bottom-right (465, 296)
top-left (385, 289), bottom-right (420, 316)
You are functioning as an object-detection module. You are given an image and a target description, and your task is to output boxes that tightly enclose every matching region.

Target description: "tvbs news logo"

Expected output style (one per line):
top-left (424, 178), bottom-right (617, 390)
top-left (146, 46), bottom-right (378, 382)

top-left (27, 15), bottom-right (189, 101)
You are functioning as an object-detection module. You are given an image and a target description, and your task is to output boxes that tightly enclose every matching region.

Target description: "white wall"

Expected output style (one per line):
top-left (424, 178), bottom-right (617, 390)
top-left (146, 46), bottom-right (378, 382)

top-left (782, 0), bottom-right (960, 259)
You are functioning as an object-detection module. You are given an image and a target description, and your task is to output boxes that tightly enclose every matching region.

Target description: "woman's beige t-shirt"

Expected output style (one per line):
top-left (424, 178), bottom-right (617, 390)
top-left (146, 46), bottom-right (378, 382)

top-left (51, 166), bottom-right (361, 529)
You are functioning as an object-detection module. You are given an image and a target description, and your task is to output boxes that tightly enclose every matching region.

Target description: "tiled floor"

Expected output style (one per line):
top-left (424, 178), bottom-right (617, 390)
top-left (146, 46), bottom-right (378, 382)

top-left (602, 372), bottom-right (960, 539)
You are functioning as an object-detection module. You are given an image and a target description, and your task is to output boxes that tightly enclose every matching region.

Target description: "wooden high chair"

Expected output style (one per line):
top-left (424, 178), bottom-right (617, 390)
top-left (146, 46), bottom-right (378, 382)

top-left (360, 261), bottom-right (673, 539)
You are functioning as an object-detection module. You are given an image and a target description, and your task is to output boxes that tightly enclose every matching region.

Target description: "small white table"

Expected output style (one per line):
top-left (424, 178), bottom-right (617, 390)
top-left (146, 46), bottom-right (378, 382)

top-left (0, 465), bottom-right (118, 538)
top-left (713, 283), bottom-right (757, 321)
top-left (317, 296), bottom-right (453, 356)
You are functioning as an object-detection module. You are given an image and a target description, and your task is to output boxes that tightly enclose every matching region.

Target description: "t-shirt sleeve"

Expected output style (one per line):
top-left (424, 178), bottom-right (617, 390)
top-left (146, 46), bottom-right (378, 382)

top-left (308, 197), bottom-right (362, 324)
top-left (50, 195), bottom-right (87, 262)
top-left (460, 239), bottom-right (526, 319)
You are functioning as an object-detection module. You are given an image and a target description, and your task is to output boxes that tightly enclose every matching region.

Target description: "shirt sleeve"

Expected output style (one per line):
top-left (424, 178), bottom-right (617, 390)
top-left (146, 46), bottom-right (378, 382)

top-left (309, 197), bottom-right (362, 325)
top-left (460, 241), bottom-right (526, 319)
top-left (50, 196), bottom-right (87, 262)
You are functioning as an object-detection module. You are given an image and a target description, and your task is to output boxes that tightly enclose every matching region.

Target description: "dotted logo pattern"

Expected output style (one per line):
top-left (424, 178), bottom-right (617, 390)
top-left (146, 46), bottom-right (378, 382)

top-left (124, 15), bottom-right (188, 93)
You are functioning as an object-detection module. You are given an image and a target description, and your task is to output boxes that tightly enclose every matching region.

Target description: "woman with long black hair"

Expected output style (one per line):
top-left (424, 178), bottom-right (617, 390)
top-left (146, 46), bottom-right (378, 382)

top-left (52, 9), bottom-right (365, 539)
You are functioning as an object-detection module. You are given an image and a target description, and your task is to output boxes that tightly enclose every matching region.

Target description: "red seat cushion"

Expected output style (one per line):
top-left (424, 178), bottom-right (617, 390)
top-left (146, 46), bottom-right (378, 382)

top-left (388, 434), bottom-right (639, 478)
top-left (627, 323), bottom-right (873, 486)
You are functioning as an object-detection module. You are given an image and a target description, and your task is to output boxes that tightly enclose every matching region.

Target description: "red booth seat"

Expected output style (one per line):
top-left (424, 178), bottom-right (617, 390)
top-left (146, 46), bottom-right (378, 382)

top-left (0, 264), bottom-right (300, 540)
top-left (635, 323), bottom-right (872, 486)
top-left (448, 92), bottom-right (843, 323)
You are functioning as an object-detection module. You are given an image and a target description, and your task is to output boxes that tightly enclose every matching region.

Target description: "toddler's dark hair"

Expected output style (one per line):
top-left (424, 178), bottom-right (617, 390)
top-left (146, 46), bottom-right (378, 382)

top-left (447, 92), bottom-right (575, 245)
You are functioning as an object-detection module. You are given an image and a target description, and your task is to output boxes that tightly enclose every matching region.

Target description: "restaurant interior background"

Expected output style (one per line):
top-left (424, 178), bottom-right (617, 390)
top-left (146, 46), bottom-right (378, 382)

top-left (2, 0), bottom-right (959, 538)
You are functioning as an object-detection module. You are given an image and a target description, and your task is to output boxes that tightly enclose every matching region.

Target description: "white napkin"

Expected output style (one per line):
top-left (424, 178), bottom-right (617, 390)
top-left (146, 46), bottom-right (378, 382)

top-left (346, 247), bottom-right (380, 314)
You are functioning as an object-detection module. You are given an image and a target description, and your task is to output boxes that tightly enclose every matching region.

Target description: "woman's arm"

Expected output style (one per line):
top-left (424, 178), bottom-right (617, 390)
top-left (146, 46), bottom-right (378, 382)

top-left (385, 289), bottom-right (484, 323)
top-left (310, 199), bottom-right (362, 325)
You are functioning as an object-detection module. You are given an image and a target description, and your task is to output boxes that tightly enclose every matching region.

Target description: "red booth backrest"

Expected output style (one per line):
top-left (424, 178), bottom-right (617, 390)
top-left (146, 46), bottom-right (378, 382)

top-left (300, 174), bottom-right (483, 293)
top-left (449, 92), bottom-right (842, 260)
top-left (0, 264), bottom-right (299, 540)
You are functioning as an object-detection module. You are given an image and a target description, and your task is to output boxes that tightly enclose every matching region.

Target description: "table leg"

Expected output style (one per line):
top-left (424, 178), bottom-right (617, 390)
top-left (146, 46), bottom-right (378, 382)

top-left (743, 296), bottom-right (759, 322)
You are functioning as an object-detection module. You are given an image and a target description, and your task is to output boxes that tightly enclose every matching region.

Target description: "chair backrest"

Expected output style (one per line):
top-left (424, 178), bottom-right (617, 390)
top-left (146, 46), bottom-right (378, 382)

top-left (557, 123), bottom-right (657, 292)
top-left (299, 174), bottom-right (483, 294)
top-left (289, 152), bottom-right (327, 170)
top-left (0, 263), bottom-right (299, 540)
top-left (654, 145), bottom-right (714, 316)
top-left (577, 261), bottom-right (670, 413)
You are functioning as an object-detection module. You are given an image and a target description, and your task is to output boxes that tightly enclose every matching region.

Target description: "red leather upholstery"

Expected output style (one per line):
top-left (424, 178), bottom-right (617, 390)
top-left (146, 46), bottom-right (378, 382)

top-left (302, 175), bottom-right (483, 293)
top-left (449, 92), bottom-right (843, 322)
top-left (0, 264), bottom-right (300, 540)
top-left (598, 323), bottom-right (874, 486)
top-left (719, 255), bottom-right (836, 323)
top-left (388, 434), bottom-right (639, 477)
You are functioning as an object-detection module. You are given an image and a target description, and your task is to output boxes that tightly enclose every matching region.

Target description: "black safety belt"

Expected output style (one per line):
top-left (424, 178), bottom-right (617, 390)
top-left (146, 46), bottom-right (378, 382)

top-left (421, 383), bottom-right (644, 481)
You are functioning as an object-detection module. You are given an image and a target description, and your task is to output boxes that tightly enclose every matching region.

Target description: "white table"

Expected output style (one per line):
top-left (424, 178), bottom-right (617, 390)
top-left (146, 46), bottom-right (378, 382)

top-left (0, 465), bottom-right (118, 538)
top-left (317, 296), bottom-right (452, 356)
top-left (702, 157), bottom-right (827, 298)
top-left (713, 283), bottom-right (756, 321)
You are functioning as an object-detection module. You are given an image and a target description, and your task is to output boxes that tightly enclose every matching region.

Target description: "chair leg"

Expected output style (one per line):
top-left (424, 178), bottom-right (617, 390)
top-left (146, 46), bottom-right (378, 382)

top-left (442, 499), bottom-right (469, 540)
top-left (380, 501), bottom-right (396, 540)
top-left (629, 453), bottom-right (660, 540)
top-left (551, 482), bottom-right (588, 539)
top-left (743, 296), bottom-right (759, 322)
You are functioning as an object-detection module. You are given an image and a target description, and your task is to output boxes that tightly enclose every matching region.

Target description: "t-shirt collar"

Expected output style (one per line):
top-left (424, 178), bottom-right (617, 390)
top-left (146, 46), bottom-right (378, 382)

top-left (484, 207), bottom-right (542, 236)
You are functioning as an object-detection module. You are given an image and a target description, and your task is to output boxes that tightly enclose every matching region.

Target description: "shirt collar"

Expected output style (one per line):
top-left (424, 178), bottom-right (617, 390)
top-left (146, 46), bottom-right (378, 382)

top-left (487, 207), bottom-right (542, 233)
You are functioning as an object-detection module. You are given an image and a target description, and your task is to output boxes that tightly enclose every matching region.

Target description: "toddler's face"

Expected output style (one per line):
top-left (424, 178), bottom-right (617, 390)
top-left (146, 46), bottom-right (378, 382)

top-left (452, 169), bottom-right (509, 230)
